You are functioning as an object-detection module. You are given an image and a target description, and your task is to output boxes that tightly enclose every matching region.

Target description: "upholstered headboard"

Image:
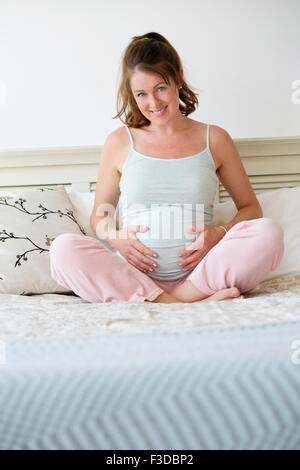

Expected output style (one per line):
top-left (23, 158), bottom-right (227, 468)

top-left (0, 136), bottom-right (300, 203)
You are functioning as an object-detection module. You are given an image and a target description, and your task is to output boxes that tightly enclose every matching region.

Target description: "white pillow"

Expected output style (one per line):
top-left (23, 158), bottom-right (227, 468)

top-left (67, 189), bottom-right (117, 252)
top-left (0, 186), bottom-right (87, 294)
top-left (67, 189), bottom-right (96, 238)
top-left (213, 186), bottom-right (300, 280)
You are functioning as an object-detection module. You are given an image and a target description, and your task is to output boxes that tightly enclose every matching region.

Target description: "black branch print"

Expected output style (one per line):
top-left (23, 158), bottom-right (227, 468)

top-left (0, 230), bottom-right (56, 268)
top-left (0, 196), bottom-right (86, 235)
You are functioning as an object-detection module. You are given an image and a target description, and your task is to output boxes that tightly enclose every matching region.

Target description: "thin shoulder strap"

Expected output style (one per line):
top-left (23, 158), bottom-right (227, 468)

top-left (124, 125), bottom-right (134, 149)
top-left (206, 123), bottom-right (210, 151)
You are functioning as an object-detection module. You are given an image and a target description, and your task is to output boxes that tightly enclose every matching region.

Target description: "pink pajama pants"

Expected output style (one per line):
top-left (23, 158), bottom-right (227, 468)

top-left (49, 217), bottom-right (284, 303)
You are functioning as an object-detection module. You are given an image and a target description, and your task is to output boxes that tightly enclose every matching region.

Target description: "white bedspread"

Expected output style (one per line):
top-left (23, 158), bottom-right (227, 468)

top-left (1, 274), bottom-right (300, 341)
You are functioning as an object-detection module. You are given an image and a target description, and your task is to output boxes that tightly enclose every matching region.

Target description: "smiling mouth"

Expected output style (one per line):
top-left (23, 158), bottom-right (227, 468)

top-left (150, 106), bottom-right (167, 115)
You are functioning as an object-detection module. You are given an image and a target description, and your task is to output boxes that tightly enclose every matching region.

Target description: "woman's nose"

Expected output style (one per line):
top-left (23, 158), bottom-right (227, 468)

top-left (148, 95), bottom-right (161, 109)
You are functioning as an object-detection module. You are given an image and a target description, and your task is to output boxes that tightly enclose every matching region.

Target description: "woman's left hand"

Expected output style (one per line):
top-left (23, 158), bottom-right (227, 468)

top-left (178, 224), bottom-right (225, 272)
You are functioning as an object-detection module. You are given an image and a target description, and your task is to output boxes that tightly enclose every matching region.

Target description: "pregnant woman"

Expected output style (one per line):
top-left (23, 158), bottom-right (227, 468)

top-left (49, 32), bottom-right (284, 303)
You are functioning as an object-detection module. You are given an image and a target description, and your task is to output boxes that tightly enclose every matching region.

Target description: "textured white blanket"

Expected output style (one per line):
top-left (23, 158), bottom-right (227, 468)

top-left (1, 274), bottom-right (300, 341)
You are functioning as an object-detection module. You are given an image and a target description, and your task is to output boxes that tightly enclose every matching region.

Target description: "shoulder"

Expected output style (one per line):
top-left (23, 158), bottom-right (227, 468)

top-left (191, 120), bottom-right (232, 147)
top-left (103, 126), bottom-right (128, 157)
top-left (208, 125), bottom-right (237, 169)
top-left (105, 126), bottom-right (127, 145)
top-left (209, 124), bottom-right (232, 146)
top-left (103, 126), bottom-right (130, 173)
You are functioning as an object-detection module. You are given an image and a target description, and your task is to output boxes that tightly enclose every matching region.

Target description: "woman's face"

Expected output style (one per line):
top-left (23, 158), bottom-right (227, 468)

top-left (130, 69), bottom-right (181, 124)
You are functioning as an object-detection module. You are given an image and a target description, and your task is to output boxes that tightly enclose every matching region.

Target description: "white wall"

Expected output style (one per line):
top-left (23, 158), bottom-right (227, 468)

top-left (0, 0), bottom-right (299, 149)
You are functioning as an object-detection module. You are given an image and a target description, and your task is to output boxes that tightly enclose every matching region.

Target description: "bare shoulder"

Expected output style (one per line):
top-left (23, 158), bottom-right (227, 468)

top-left (103, 126), bottom-right (128, 172)
top-left (209, 124), bottom-right (232, 143)
top-left (105, 126), bottom-right (127, 145)
top-left (209, 125), bottom-right (236, 169)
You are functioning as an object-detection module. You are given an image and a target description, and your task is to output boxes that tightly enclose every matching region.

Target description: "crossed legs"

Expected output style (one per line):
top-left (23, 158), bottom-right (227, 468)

top-left (49, 218), bottom-right (284, 304)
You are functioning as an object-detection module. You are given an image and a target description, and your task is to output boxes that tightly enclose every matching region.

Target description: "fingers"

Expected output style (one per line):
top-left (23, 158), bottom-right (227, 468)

top-left (128, 253), bottom-right (157, 273)
top-left (136, 224), bottom-right (149, 232)
top-left (133, 238), bottom-right (157, 257)
top-left (128, 224), bottom-right (149, 233)
top-left (181, 263), bottom-right (195, 272)
top-left (132, 241), bottom-right (158, 271)
top-left (178, 251), bottom-right (204, 271)
top-left (126, 225), bottom-right (159, 272)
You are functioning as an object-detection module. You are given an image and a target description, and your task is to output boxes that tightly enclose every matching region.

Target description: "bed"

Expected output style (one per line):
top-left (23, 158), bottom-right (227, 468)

top-left (0, 134), bottom-right (300, 450)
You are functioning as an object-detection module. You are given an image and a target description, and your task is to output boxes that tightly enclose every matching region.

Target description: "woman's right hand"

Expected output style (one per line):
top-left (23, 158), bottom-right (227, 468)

top-left (108, 225), bottom-right (158, 273)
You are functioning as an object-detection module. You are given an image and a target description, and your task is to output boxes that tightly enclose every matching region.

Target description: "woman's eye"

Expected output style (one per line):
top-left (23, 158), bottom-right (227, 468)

top-left (137, 87), bottom-right (165, 98)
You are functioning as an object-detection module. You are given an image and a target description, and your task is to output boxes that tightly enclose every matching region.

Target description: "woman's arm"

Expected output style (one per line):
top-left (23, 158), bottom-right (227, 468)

top-left (90, 130), bottom-right (121, 242)
top-left (210, 125), bottom-right (263, 235)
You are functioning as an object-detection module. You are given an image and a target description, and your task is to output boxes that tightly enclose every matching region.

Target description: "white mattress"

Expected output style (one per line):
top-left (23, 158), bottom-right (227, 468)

top-left (1, 273), bottom-right (300, 341)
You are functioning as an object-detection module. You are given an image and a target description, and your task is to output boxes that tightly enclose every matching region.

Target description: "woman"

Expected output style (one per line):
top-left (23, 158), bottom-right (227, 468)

top-left (49, 32), bottom-right (284, 303)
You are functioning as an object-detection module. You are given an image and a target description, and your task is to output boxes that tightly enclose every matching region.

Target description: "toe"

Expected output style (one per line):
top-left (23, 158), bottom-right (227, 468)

top-left (229, 287), bottom-right (240, 297)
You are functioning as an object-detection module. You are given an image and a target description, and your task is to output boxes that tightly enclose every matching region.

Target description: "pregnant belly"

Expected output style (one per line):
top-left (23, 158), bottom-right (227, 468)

top-left (117, 205), bottom-right (200, 281)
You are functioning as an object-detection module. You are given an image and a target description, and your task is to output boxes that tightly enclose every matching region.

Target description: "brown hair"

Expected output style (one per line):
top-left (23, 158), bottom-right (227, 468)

top-left (112, 32), bottom-right (199, 128)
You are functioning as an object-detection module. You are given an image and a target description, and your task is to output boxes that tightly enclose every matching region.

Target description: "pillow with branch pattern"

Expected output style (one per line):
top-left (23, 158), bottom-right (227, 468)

top-left (0, 186), bottom-right (87, 294)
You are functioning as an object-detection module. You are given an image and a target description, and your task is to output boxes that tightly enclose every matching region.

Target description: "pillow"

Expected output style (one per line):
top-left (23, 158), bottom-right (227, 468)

top-left (67, 189), bottom-right (117, 252)
top-left (213, 186), bottom-right (300, 280)
top-left (66, 189), bottom-right (96, 238)
top-left (0, 186), bottom-right (87, 294)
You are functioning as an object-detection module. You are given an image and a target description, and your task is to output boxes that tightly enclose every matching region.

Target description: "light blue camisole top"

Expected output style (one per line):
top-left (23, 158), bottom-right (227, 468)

top-left (115, 124), bottom-right (218, 281)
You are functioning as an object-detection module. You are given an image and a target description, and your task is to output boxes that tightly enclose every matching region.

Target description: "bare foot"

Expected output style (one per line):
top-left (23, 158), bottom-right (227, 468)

top-left (149, 288), bottom-right (244, 303)
top-left (200, 287), bottom-right (244, 303)
top-left (148, 292), bottom-right (183, 303)
top-left (170, 280), bottom-right (245, 304)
